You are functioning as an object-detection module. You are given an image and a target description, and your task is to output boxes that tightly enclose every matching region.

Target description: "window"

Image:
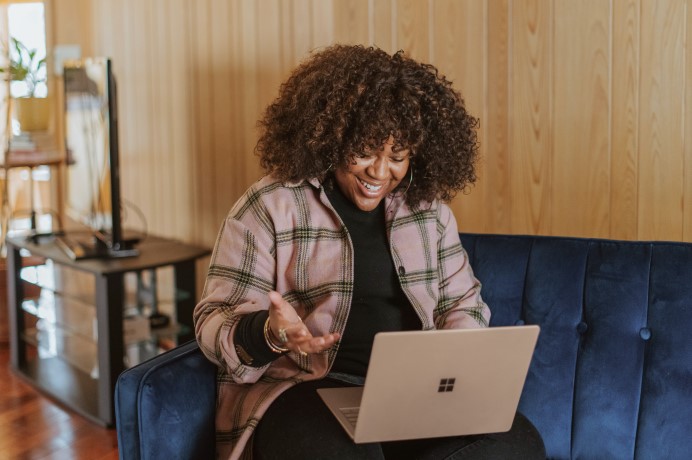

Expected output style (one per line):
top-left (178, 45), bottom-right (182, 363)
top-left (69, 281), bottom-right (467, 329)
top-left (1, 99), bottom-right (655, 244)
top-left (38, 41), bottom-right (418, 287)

top-left (7, 1), bottom-right (47, 98)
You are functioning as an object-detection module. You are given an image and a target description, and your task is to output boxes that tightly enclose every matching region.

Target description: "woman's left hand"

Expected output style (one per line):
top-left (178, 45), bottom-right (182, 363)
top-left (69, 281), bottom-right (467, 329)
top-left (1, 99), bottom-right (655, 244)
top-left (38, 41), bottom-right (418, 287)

top-left (267, 291), bottom-right (340, 356)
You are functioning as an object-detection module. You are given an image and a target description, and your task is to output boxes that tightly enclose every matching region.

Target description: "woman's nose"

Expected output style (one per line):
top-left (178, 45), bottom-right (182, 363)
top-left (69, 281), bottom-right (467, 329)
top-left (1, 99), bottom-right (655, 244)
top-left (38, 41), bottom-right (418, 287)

top-left (367, 156), bottom-right (388, 179)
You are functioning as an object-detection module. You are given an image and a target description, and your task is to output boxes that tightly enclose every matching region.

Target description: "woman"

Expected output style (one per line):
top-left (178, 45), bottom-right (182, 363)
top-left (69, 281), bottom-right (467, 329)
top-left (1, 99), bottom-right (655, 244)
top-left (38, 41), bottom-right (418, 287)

top-left (194, 44), bottom-right (544, 459)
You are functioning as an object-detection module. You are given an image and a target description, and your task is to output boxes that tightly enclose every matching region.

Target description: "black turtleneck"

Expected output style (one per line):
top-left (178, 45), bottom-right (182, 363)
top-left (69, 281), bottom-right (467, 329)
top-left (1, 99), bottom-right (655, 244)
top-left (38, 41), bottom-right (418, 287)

top-left (324, 180), bottom-right (421, 377)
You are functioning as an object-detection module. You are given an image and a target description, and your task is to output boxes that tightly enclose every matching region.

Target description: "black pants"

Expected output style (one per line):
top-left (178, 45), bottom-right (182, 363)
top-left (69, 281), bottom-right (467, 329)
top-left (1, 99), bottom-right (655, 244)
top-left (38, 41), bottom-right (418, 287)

top-left (253, 378), bottom-right (545, 459)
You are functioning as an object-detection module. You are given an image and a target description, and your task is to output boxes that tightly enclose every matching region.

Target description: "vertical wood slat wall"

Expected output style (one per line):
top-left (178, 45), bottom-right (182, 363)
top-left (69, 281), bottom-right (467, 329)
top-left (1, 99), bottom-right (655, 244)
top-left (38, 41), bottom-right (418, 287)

top-left (59, 0), bottom-right (691, 246)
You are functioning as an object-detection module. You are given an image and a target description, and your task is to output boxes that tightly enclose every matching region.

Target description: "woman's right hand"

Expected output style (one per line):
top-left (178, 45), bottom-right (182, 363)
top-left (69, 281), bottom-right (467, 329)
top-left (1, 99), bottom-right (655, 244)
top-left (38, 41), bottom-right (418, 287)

top-left (267, 291), bottom-right (340, 356)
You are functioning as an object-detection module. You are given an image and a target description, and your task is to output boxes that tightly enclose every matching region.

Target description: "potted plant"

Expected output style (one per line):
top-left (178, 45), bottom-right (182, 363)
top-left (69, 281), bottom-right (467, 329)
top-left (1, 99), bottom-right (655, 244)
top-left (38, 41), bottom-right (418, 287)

top-left (0, 37), bottom-right (49, 131)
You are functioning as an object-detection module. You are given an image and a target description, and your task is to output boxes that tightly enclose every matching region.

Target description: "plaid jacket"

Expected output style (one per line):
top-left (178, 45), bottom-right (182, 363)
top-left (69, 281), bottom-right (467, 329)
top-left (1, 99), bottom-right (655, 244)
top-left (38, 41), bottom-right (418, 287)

top-left (194, 175), bottom-right (490, 459)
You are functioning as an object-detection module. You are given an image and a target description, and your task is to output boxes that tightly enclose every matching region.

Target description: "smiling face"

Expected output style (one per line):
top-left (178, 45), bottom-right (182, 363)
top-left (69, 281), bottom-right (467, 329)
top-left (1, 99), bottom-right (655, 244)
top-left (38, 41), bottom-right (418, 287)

top-left (333, 137), bottom-right (410, 211)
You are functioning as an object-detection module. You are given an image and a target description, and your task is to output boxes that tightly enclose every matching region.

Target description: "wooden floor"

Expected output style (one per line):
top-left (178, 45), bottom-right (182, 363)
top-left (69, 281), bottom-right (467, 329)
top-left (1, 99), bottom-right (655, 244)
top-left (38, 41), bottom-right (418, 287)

top-left (0, 344), bottom-right (119, 460)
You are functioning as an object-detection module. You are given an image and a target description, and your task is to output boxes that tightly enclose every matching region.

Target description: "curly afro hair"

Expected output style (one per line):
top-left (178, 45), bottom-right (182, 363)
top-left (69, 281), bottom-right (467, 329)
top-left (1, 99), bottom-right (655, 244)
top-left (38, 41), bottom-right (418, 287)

top-left (256, 44), bottom-right (479, 207)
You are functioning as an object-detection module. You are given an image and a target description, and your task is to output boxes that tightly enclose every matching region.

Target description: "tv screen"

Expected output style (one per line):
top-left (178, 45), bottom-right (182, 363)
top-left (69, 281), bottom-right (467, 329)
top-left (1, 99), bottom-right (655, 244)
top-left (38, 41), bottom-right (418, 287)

top-left (63, 57), bottom-right (138, 257)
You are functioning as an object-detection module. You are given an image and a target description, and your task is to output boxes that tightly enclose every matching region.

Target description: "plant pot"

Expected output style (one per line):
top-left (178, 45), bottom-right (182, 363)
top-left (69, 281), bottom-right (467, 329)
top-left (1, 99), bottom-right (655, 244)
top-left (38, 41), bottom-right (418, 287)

top-left (14, 97), bottom-right (51, 132)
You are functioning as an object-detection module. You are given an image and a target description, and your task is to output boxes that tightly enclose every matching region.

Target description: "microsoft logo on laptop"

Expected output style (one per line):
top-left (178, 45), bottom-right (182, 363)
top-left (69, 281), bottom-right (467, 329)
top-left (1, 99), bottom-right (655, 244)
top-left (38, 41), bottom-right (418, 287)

top-left (438, 377), bottom-right (456, 392)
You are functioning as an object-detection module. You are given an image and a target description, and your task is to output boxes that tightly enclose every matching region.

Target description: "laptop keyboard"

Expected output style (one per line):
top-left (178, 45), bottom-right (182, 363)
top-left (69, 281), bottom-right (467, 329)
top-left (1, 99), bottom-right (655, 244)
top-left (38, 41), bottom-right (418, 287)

top-left (339, 406), bottom-right (360, 427)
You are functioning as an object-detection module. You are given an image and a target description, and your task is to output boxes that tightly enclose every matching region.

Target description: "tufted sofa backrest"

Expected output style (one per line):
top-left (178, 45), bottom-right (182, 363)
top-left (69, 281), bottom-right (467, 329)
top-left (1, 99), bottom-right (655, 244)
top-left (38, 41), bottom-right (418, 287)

top-left (459, 233), bottom-right (692, 459)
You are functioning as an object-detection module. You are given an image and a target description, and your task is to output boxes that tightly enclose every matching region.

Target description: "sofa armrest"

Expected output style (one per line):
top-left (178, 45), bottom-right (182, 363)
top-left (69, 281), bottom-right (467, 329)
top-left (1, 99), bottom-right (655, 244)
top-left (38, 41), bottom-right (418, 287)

top-left (115, 341), bottom-right (217, 460)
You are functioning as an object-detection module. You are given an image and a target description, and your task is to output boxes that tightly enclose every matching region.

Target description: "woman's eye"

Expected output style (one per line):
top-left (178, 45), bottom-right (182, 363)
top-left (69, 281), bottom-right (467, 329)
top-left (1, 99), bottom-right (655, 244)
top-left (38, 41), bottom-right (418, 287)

top-left (391, 157), bottom-right (406, 163)
top-left (355, 151), bottom-right (371, 159)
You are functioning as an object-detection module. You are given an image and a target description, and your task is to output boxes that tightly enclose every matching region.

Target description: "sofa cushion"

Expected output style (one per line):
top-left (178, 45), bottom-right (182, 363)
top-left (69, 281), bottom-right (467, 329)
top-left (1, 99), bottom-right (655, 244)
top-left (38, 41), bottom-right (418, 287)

top-left (115, 340), bottom-right (217, 460)
top-left (636, 244), bottom-right (692, 459)
top-left (460, 234), bottom-right (692, 459)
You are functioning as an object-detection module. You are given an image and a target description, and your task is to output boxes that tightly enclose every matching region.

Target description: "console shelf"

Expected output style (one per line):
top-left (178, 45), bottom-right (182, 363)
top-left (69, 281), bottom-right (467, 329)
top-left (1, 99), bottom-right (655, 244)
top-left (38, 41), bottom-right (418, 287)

top-left (5, 233), bottom-right (210, 426)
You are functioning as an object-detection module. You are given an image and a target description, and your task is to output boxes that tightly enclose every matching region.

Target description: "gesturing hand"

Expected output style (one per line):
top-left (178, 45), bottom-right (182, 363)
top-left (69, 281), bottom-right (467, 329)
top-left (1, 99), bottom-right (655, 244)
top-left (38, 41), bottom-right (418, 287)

top-left (267, 291), bottom-right (340, 356)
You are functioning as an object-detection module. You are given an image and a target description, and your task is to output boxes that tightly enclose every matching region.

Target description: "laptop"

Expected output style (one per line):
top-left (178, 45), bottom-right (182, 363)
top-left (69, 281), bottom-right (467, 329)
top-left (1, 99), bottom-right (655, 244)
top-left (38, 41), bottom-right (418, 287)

top-left (317, 325), bottom-right (539, 443)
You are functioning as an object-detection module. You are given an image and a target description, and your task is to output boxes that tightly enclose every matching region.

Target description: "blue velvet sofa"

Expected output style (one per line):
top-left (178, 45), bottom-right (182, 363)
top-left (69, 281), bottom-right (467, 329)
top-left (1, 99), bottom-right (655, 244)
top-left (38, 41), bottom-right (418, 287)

top-left (115, 233), bottom-right (692, 459)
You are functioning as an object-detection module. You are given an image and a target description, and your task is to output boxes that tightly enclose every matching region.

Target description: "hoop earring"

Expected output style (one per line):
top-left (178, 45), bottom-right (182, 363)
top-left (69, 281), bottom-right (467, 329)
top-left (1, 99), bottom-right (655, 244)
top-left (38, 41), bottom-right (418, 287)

top-left (320, 162), bottom-right (334, 178)
top-left (401, 168), bottom-right (413, 195)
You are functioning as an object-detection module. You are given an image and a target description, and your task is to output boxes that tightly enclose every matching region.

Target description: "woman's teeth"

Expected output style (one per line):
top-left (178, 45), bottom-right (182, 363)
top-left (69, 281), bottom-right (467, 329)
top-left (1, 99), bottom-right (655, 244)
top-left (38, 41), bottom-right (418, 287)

top-left (359, 178), bottom-right (382, 191)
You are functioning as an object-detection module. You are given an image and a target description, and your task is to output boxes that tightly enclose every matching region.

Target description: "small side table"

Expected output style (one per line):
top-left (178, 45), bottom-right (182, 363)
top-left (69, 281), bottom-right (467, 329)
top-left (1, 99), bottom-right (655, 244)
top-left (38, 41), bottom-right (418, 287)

top-left (5, 234), bottom-right (211, 426)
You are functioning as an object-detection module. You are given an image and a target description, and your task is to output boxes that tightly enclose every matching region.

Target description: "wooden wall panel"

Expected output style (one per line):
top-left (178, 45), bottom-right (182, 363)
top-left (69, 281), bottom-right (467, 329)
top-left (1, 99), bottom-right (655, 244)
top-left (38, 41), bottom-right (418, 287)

top-left (552, 0), bottom-right (611, 238)
top-left (151, 0), bottom-right (169, 234)
top-left (209, 0), bottom-right (235, 233)
top-left (638, 0), bottom-right (686, 240)
top-left (483, 0), bottom-right (511, 234)
top-left (395, 0), bottom-right (430, 62)
top-left (312, 0), bottom-right (335, 48)
top-left (145, 1), bottom-right (158, 230)
top-left (225, 0), bottom-right (248, 227)
top-left (372, 0), bottom-right (393, 50)
top-left (118, 0), bottom-right (147, 233)
top-left (189, 0), bottom-right (215, 243)
top-left (610, 0), bottom-right (640, 240)
top-left (49, 0), bottom-right (93, 57)
top-left (433, 0), bottom-right (486, 232)
top-left (166, 0), bottom-right (195, 240)
top-left (333, 0), bottom-right (369, 45)
top-left (510, 0), bottom-right (553, 235)
top-left (52, 0), bottom-right (692, 246)
top-left (290, 0), bottom-right (313, 61)
top-left (686, 0), bottom-right (692, 241)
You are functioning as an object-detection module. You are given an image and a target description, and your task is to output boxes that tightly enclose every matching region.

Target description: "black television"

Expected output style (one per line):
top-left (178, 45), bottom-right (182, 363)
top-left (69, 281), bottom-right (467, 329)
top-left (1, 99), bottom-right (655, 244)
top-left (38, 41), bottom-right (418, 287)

top-left (62, 57), bottom-right (139, 258)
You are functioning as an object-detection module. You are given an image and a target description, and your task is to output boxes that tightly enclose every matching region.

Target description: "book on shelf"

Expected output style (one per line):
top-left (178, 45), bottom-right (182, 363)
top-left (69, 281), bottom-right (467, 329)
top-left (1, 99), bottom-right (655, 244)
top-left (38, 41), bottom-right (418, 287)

top-left (10, 132), bottom-right (37, 151)
top-left (4, 132), bottom-right (62, 166)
